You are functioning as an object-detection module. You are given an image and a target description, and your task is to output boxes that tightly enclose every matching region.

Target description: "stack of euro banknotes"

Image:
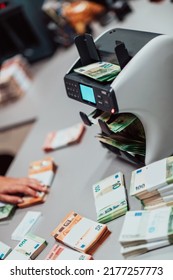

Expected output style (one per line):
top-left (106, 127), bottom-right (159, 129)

top-left (118, 155), bottom-right (173, 258)
top-left (74, 61), bottom-right (121, 82)
top-left (5, 233), bottom-right (47, 260)
top-left (92, 172), bottom-right (128, 223)
top-left (0, 55), bottom-right (32, 105)
top-left (119, 206), bottom-right (173, 258)
top-left (51, 210), bottom-right (111, 256)
top-left (130, 156), bottom-right (173, 210)
top-left (0, 157), bottom-right (57, 222)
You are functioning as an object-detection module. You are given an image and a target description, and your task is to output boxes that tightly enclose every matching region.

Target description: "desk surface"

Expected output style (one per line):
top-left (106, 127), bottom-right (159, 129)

top-left (1, 0), bottom-right (173, 260)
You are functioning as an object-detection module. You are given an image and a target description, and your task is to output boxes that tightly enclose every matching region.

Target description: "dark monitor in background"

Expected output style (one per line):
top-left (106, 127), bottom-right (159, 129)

top-left (0, 1), bottom-right (56, 64)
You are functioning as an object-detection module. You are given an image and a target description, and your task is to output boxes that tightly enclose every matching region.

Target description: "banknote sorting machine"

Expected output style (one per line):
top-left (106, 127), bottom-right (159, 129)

top-left (64, 28), bottom-right (173, 165)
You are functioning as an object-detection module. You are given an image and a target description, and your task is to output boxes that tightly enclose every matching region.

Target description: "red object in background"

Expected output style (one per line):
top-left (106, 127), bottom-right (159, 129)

top-left (0, 2), bottom-right (7, 9)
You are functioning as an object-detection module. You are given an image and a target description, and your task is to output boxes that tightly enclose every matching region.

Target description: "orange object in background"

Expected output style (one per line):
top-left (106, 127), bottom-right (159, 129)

top-left (62, 0), bottom-right (105, 34)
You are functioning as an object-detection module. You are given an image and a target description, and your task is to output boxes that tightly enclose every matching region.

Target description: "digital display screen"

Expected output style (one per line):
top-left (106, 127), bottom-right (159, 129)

top-left (80, 84), bottom-right (96, 104)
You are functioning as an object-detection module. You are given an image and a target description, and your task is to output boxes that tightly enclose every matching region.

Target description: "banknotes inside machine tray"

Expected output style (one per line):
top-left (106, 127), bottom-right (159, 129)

top-left (74, 61), bottom-right (121, 82)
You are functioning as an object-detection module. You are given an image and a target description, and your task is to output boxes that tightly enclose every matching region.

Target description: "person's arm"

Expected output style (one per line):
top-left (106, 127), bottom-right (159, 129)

top-left (0, 176), bottom-right (48, 204)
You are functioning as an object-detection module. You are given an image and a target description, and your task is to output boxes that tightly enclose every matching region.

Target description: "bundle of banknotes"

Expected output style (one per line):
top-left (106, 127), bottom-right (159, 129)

top-left (0, 54), bottom-right (32, 106)
top-left (11, 211), bottom-right (41, 241)
top-left (87, 109), bottom-right (145, 159)
top-left (45, 244), bottom-right (93, 260)
top-left (6, 233), bottom-right (47, 260)
top-left (51, 210), bottom-right (111, 255)
top-left (17, 157), bottom-right (57, 208)
top-left (0, 202), bottom-right (15, 221)
top-left (43, 123), bottom-right (86, 152)
top-left (119, 207), bottom-right (173, 258)
top-left (0, 241), bottom-right (12, 260)
top-left (130, 156), bottom-right (173, 210)
top-left (92, 172), bottom-right (128, 223)
top-left (74, 61), bottom-right (121, 82)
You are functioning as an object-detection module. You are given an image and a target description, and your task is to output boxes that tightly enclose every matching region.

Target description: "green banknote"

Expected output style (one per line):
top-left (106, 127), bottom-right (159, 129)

top-left (0, 203), bottom-right (15, 221)
top-left (166, 157), bottom-right (173, 184)
top-left (74, 61), bottom-right (121, 82)
top-left (96, 135), bottom-right (145, 156)
top-left (108, 113), bottom-right (137, 133)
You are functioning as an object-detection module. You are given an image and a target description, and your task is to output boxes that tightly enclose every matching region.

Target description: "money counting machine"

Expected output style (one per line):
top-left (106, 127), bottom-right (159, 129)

top-left (64, 28), bottom-right (173, 165)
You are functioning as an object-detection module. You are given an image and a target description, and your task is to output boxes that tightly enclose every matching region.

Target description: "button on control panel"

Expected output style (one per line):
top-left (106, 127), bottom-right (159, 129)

top-left (65, 79), bottom-right (81, 101)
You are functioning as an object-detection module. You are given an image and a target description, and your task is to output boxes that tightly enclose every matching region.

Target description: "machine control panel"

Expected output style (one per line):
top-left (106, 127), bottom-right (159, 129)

top-left (64, 74), bottom-right (118, 113)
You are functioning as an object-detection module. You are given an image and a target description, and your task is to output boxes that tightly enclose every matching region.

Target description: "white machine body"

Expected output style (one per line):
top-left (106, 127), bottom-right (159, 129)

top-left (111, 35), bottom-right (173, 164)
top-left (64, 28), bottom-right (173, 165)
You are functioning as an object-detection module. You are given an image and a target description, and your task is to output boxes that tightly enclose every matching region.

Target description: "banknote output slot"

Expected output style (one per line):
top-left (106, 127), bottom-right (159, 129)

top-left (79, 109), bottom-right (146, 165)
top-left (79, 109), bottom-right (103, 126)
top-left (99, 119), bottom-right (112, 135)
top-left (79, 111), bottom-right (93, 126)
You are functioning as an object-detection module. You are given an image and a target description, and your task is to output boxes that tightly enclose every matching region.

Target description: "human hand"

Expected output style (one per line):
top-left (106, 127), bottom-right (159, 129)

top-left (0, 176), bottom-right (48, 204)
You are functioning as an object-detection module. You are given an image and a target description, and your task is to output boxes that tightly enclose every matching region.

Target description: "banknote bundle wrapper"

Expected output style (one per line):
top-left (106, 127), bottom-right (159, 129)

top-left (93, 172), bottom-right (128, 223)
top-left (45, 244), bottom-right (93, 260)
top-left (130, 156), bottom-right (173, 210)
top-left (0, 241), bottom-right (12, 260)
top-left (87, 109), bottom-right (145, 160)
top-left (0, 54), bottom-right (32, 105)
top-left (6, 233), bottom-right (47, 260)
top-left (119, 207), bottom-right (173, 258)
top-left (51, 210), bottom-right (111, 255)
top-left (17, 157), bottom-right (57, 208)
top-left (11, 211), bottom-right (41, 241)
top-left (0, 202), bottom-right (16, 221)
top-left (43, 123), bottom-right (86, 152)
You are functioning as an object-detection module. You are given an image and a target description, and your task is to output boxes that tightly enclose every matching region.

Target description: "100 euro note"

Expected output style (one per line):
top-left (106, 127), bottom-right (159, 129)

top-left (130, 156), bottom-right (173, 199)
top-left (92, 172), bottom-right (128, 223)
top-left (121, 239), bottom-right (170, 258)
top-left (74, 62), bottom-right (120, 82)
top-left (119, 207), bottom-right (173, 247)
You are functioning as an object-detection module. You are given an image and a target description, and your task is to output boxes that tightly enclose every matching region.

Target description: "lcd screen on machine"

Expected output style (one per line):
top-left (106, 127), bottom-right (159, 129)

top-left (80, 84), bottom-right (96, 104)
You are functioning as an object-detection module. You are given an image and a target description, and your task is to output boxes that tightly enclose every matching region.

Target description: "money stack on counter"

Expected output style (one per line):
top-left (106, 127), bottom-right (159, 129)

top-left (92, 172), bottom-right (128, 223)
top-left (119, 207), bottom-right (173, 258)
top-left (6, 233), bottom-right (47, 260)
top-left (0, 241), bottom-right (12, 260)
top-left (11, 211), bottom-right (41, 241)
top-left (45, 244), bottom-right (93, 260)
top-left (130, 156), bottom-right (173, 210)
top-left (17, 157), bottom-right (57, 208)
top-left (43, 123), bottom-right (86, 152)
top-left (51, 211), bottom-right (111, 255)
top-left (0, 54), bottom-right (32, 105)
top-left (86, 109), bottom-right (145, 160)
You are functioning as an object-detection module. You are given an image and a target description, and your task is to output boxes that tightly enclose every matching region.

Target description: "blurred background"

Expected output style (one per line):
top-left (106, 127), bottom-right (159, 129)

top-left (0, 0), bottom-right (134, 64)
